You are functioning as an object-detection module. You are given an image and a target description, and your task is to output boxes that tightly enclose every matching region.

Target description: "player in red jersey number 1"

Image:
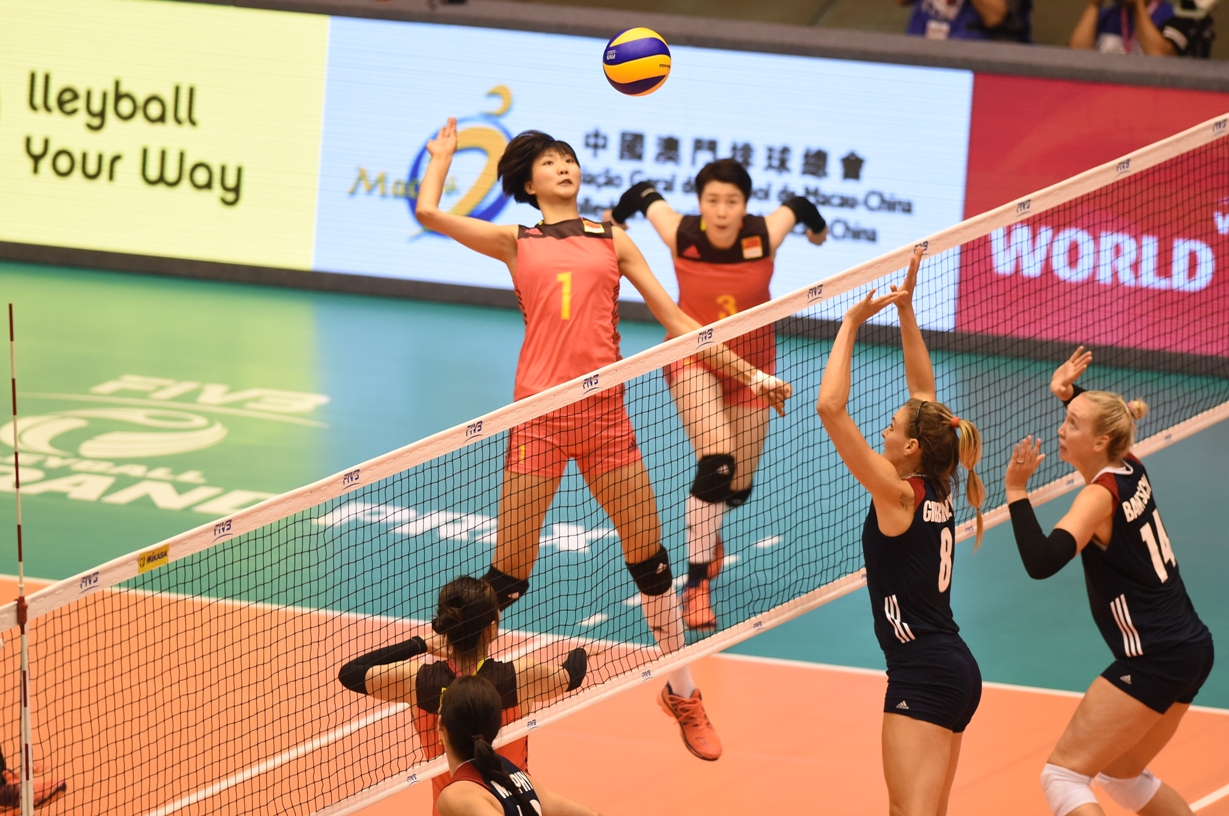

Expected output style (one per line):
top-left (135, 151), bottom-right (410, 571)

top-left (416, 118), bottom-right (792, 761)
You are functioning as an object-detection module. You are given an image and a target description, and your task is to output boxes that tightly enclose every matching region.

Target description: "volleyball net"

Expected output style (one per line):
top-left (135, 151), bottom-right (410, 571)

top-left (1, 114), bottom-right (1227, 815)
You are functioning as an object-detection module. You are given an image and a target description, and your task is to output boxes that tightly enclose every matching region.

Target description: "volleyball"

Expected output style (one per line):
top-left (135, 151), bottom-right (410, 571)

top-left (602, 27), bottom-right (672, 96)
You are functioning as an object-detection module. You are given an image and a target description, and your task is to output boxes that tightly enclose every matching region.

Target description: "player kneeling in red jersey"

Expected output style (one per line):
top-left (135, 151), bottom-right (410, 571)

top-left (607, 159), bottom-right (828, 630)
top-left (436, 675), bottom-right (602, 816)
top-left (416, 120), bottom-right (791, 762)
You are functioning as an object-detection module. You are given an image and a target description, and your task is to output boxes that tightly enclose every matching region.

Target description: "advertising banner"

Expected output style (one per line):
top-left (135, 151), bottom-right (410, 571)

top-left (957, 139), bottom-right (1229, 358)
top-left (312, 17), bottom-right (974, 327)
top-left (0, 0), bottom-right (328, 269)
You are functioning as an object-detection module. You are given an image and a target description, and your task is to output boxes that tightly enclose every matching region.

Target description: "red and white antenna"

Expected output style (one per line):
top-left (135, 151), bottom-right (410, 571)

top-left (8, 304), bottom-right (33, 816)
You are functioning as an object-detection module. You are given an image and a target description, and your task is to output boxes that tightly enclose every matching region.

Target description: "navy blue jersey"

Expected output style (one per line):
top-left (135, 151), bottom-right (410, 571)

top-left (1084, 456), bottom-right (1208, 659)
top-left (863, 477), bottom-right (961, 657)
top-left (449, 756), bottom-right (541, 816)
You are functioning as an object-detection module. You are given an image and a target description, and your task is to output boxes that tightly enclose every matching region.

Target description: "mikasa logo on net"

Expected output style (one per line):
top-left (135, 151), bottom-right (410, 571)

top-left (989, 225), bottom-right (1216, 292)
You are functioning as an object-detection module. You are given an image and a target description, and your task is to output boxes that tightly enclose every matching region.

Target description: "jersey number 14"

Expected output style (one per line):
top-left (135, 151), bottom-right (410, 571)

top-left (1141, 511), bottom-right (1177, 583)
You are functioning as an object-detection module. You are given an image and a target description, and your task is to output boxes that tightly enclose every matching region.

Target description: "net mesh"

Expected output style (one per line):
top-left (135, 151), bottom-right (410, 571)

top-left (1, 118), bottom-right (1227, 815)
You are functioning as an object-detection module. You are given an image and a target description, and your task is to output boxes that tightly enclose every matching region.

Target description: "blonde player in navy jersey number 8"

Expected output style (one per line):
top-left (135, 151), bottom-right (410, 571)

top-left (1005, 347), bottom-right (1214, 816)
top-left (416, 118), bottom-right (793, 762)
top-left (818, 247), bottom-right (986, 816)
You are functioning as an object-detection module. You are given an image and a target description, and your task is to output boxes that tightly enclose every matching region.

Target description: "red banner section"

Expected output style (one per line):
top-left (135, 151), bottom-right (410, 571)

top-left (963, 74), bottom-right (1229, 221)
top-left (957, 139), bottom-right (1229, 358)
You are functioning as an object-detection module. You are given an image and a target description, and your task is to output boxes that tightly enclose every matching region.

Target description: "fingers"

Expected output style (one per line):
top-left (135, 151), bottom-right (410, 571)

top-left (905, 246), bottom-right (922, 290)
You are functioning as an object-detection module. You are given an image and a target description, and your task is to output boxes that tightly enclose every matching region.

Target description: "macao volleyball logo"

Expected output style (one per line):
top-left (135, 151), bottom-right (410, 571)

top-left (407, 85), bottom-right (515, 229)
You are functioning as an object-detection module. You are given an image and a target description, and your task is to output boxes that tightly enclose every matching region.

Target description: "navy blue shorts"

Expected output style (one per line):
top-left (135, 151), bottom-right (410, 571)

top-left (884, 636), bottom-right (982, 733)
top-left (1102, 636), bottom-right (1215, 714)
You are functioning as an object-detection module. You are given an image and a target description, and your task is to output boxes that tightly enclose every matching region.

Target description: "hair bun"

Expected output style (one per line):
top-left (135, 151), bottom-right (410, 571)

top-left (1127, 398), bottom-right (1149, 421)
top-left (432, 607), bottom-right (462, 635)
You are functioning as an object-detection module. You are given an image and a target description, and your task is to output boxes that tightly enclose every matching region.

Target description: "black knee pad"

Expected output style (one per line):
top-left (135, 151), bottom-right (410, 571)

top-left (483, 566), bottom-right (530, 610)
top-left (726, 485), bottom-right (753, 509)
top-left (627, 548), bottom-right (673, 596)
top-left (691, 453), bottom-right (735, 504)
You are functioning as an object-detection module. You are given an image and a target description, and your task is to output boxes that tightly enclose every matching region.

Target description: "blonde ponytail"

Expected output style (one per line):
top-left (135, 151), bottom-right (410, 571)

top-left (956, 417), bottom-right (985, 549)
top-left (1081, 391), bottom-right (1147, 460)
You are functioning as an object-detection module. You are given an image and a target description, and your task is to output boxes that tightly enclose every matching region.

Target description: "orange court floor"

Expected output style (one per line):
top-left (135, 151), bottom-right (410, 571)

top-left (364, 653), bottom-right (1229, 816)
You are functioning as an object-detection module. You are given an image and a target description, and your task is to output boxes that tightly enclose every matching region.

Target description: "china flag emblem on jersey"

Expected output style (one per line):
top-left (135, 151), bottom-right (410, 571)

top-left (741, 235), bottom-right (764, 260)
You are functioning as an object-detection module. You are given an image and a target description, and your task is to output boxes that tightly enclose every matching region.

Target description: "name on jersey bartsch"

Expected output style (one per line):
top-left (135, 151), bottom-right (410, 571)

top-left (1123, 474), bottom-right (1153, 523)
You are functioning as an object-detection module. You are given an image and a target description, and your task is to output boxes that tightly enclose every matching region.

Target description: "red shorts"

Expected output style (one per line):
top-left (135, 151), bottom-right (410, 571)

top-left (662, 355), bottom-right (777, 410)
top-left (662, 329), bottom-right (776, 409)
top-left (506, 389), bottom-right (642, 479)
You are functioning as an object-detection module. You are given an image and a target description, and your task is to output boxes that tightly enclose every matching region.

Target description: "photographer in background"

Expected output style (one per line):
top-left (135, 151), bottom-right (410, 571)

top-left (897, 0), bottom-right (1034, 42)
top-left (1069, 0), bottom-right (1217, 56)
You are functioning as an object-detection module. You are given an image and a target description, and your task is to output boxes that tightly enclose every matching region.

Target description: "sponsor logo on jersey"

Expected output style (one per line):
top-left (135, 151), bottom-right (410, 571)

top-left (137, 543), bottom-right (170, 573)
top-left (895, 700), bottom-right (909, 710)
top-left (1122, 474), bottom-right (1153, 522)
top-left (524, 227), bottom-right (541, 236)
top-left (582, 220), bottom-right (605, 234)
top-left (682, 244), bottom-right (702, 259)
top-left (741, 235), bottom-right (764, 260)
top-left (1120, 674), bottom-right (1132, 685)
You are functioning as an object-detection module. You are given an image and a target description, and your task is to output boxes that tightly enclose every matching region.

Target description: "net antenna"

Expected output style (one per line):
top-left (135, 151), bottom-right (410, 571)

top-left (6, 304), bottom-right (32, 816)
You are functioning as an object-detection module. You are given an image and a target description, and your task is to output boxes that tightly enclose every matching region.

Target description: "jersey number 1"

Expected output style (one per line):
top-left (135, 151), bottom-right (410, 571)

top-left (557, 272), bottom-right (572, 320)
top-left (1140, 511), bottom-right (1176, 583)
top-left (938, 527), bottom-right (953, 592)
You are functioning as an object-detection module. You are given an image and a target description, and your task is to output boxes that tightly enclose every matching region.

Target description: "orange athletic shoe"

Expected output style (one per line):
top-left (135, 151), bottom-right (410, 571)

top-left (0, 770), bottom-right (67, 810)
top-left (659, 685), bottom-right (723, 761)
top-left (682, 580), bottom-right (717, 630)
top-left (707, 534), bottom-right (724, 580)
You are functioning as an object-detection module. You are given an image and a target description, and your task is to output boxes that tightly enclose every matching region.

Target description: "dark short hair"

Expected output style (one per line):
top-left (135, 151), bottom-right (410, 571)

top-left (431, 575), bottom-right (499, 658)
top-left (497, 130), bottom-right (580, 210)
top-left (694, 158), bottom-right (752, 202)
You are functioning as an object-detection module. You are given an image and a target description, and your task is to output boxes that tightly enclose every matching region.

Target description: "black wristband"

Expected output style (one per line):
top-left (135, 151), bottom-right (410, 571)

top-left (562, 647), bottom-right (587, 691)
top-left (338, 635), bottom-right (428, 694)
top-left (1061, 383), bottom-right (1086, 407)
top-left (612, 181), bottom-right (665, 224)
top-left (1008, 499), bottom-right (1077, 580)
top-left (782, 196), bottom-right (827, 234)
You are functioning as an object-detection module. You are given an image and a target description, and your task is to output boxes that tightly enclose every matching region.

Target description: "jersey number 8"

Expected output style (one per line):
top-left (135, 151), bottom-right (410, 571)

top-left (938, 527), bottom-right (953, 593)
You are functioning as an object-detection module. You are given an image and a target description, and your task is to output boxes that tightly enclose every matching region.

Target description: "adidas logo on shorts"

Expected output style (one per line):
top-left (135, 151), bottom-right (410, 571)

top-left (896, 701), bottom-right (909, 710)
top-left (1120, 674), bottom-right (1132, 685)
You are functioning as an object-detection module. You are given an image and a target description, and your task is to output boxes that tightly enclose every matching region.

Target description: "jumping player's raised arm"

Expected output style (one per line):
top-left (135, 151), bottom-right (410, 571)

top-left (893, 248), bottom-right (935, 402)
top-left (415, 118), bottom-right (519, 269)
top-left (764, 196), bottom-right (829, 251)
top-left (606, 180), bottom-right (682, 254)
top-left (514, 648), bottom-right (588, 706)
top-left (816, 286), bottom-right (915, 534)
top-left (337, 635), bottom-right (429, 704)
top-left (613, 226), bottom-right (792, 416)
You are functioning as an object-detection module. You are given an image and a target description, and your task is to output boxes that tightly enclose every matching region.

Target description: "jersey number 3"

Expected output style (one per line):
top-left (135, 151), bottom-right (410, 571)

top-left (1140, 511), bottom-right (1176, 583)
top-left (938, 527), bottom-right (953, 592)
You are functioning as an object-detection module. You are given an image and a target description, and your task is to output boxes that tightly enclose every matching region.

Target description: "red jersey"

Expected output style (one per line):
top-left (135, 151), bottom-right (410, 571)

top-left (672, 214), bottom-right (775, 370)
top-left (413, 658), bottom-right (528, 815)
top-left (512, 219), bottom-right (622, 401)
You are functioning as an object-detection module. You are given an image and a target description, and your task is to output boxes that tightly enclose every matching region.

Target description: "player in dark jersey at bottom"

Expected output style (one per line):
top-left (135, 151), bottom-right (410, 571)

top-left (1005, 346), bottom-right (1214, 816)
top-left (436, 675), bottom-right (602, 816)
top-left (818, 247), bottom-right (987, 816)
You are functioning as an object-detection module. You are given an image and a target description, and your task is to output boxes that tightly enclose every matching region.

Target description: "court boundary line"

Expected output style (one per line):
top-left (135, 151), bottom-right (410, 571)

top-left (3, 111), bottom-right (1225, 631)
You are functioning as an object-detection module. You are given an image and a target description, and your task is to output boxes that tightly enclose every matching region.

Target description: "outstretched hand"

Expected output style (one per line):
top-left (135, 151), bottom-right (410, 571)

top-left (752, 373), bottom-right (793, 418)
top-left (1051, 346), bottom-right (1092, 402)
top-left (844, 286), bottom-right (909, 326)
top-left (888, 245), bottom-right (924, 310)
top-left (426, 117), bottom-right (458, 161)
top-left (1005, 435), bottom-right (1046, 498)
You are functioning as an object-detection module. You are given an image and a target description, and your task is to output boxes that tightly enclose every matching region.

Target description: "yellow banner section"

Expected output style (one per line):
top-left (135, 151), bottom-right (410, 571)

top-left (137, 543), bottom-right (170, 574)
top-left (0, 0), bottom-right (327, 269)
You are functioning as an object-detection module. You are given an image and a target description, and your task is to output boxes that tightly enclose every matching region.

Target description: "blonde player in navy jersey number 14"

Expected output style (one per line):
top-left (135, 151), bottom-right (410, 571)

top-left (1005, 348), bottom-right (1213, 816)
top-left (416, 118), bottom-right (792, 762)
top-left (818, 247), bottom-right (987, 816)
top-left (605, 159), bottom-right (829, 630)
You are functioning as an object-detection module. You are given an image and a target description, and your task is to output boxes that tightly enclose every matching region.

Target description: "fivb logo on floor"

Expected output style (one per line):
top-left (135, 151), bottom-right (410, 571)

top-left (0, 374), bottom-right (328, 516)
